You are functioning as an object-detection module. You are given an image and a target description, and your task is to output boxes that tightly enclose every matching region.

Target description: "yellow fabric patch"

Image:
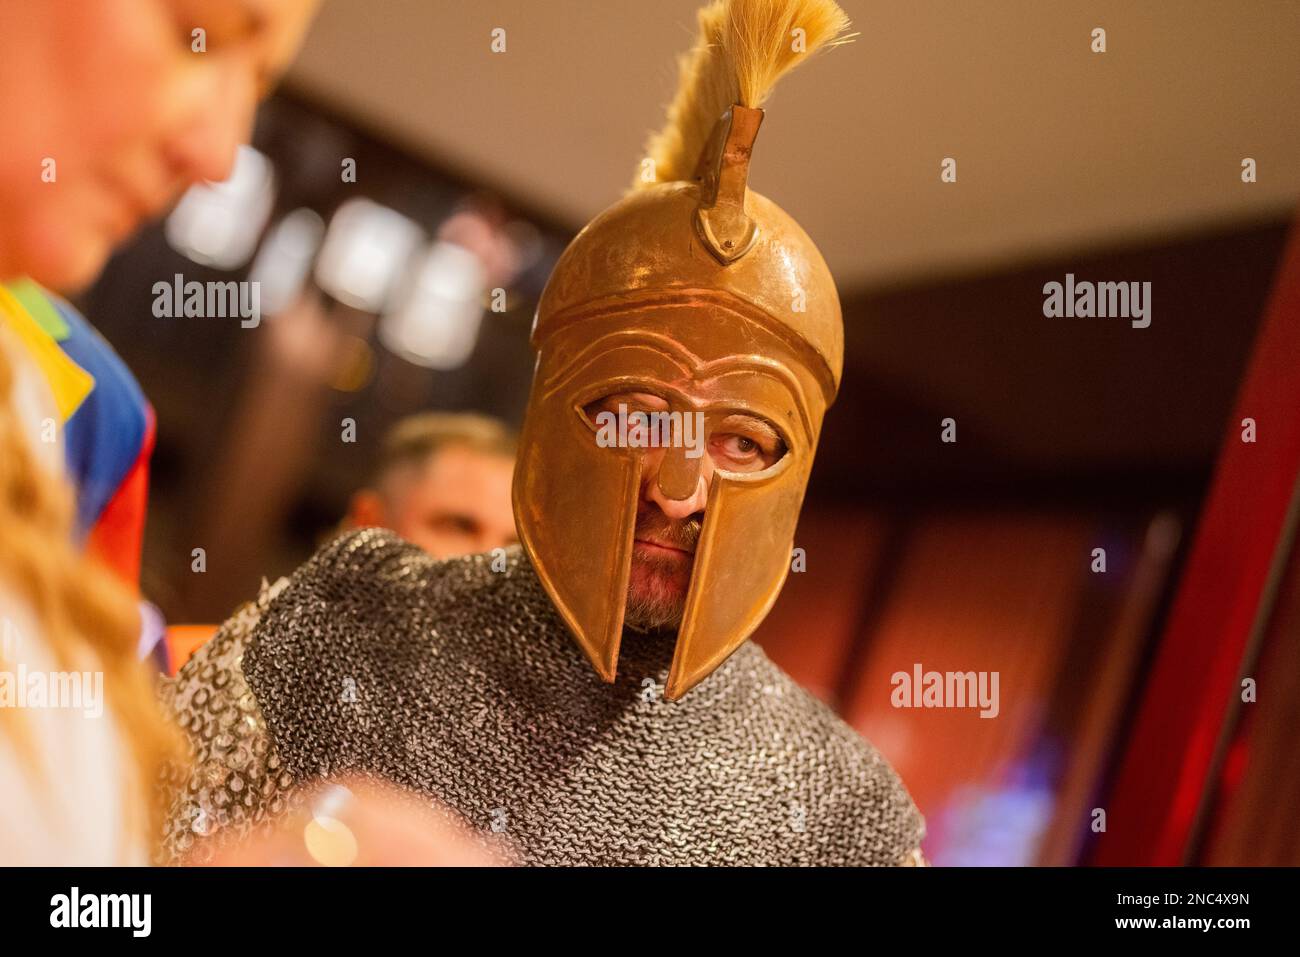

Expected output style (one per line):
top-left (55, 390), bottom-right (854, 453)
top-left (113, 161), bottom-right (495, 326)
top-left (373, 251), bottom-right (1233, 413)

top-left (0, 283), bottom-right (94, 422)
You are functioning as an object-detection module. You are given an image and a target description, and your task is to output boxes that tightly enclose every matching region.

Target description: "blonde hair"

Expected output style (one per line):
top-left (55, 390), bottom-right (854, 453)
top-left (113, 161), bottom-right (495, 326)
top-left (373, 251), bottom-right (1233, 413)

top-left (0, 345), bottom-right (184, 848)
top-left (639, 0), bottom-right (853, 186)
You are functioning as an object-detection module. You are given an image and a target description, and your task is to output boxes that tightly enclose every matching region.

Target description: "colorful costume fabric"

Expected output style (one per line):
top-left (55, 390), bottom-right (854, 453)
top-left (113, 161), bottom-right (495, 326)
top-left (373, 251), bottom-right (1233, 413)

top-left (0, 280), bottom-right (153, 582)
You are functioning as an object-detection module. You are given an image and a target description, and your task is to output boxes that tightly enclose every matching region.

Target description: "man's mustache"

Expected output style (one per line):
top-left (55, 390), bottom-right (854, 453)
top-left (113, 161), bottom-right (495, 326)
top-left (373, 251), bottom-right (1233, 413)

top-left (634, 506), bottom-right (702, 553)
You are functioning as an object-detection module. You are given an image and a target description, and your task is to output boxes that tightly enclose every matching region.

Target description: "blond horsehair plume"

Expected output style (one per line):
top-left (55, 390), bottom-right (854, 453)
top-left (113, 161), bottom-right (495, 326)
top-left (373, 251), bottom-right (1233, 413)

top-left (637, 0), bottom-right (852, 188)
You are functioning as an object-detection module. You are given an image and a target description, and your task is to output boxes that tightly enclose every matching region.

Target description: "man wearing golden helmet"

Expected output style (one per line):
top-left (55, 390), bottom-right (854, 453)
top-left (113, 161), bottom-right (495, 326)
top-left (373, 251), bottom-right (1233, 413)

top-left (162, 0), bottom-right (925, 867)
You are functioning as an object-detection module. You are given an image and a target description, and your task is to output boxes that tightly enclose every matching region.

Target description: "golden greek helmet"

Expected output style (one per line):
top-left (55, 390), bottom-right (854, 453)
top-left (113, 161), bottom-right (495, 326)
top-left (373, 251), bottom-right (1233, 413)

top-left (514, 0), bottom-right (850, 699)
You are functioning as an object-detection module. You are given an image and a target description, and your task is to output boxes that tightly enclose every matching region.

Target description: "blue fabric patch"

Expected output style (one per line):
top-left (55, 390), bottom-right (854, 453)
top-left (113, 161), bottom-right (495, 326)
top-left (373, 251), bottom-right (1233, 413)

top-left (48, 295), bottom-right (148, 540)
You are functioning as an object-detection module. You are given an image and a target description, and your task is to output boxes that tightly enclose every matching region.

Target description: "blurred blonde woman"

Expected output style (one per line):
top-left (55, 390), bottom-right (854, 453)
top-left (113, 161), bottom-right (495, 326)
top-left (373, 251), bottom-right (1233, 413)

top-left (0, 0), bottom-right (319, 865)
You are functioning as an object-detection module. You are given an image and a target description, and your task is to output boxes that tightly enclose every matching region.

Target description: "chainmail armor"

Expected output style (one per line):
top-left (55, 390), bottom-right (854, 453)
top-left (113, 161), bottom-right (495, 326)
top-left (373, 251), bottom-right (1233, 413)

top-left (160, 528), bottom-right (924, 865)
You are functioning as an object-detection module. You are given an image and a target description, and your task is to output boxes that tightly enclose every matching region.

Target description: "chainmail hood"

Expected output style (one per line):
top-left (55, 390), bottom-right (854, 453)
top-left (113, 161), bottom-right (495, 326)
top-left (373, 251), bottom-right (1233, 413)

top-left (160, 528), bottom-right (924, 865)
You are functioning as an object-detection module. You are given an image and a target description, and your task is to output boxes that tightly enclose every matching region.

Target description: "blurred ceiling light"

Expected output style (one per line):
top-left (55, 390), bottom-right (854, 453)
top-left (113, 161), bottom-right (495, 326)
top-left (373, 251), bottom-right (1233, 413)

top-left (379, 240), bottom-right (487, 371)
top-left (248, 208), bottom-right (325, 316)
top-left (313, 198), bottom-right (423, 313)
top-left (165, 145), bottom-right (276, 270)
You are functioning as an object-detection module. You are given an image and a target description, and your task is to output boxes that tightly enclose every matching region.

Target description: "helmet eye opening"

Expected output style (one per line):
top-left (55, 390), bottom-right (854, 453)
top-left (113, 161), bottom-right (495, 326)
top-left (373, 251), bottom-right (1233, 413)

top-left (576, 388), bottom-right (792, 478)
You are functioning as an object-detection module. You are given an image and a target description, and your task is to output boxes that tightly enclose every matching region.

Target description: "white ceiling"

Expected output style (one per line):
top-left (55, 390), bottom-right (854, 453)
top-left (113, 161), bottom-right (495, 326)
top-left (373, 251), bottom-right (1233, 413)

top-left (287, 0), bottom-right (1300, 292)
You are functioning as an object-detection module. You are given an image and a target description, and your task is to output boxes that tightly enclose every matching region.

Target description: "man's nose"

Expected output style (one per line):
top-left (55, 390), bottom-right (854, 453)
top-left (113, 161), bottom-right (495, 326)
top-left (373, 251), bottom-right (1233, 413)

top-left (645, 445), bottom-right (711, 519)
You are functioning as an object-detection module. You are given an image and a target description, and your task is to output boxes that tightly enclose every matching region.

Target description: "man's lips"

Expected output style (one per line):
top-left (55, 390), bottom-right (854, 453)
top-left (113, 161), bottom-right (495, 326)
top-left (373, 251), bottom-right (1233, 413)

top-left (633, 538), bottom-right (694, 558)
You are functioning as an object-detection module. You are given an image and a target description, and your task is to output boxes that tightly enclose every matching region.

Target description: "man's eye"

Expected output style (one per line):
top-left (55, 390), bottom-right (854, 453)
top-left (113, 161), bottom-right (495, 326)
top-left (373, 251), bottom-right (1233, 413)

top-left (708, 427), bottom-right (788, 472)
top-left (717, 435), bottom-right (760, 458)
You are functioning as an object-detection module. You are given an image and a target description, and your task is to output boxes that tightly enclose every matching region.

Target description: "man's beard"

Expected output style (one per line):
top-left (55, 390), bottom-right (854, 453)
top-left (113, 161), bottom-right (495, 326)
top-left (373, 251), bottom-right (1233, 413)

top-left (623, 505), bottom-right (703, 633)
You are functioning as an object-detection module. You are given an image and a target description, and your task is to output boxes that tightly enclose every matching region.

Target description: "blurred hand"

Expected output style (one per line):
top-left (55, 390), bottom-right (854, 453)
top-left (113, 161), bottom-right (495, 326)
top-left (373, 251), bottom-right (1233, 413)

top-left (190, 777), bottom-right (510, 867)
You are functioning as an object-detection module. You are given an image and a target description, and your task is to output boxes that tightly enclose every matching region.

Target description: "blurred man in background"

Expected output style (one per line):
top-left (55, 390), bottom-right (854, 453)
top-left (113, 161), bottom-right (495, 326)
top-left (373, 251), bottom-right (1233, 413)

top-left (343, 412), bottom-right (518, 559)
top-left (163, 411), bottom-right (518, 675)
